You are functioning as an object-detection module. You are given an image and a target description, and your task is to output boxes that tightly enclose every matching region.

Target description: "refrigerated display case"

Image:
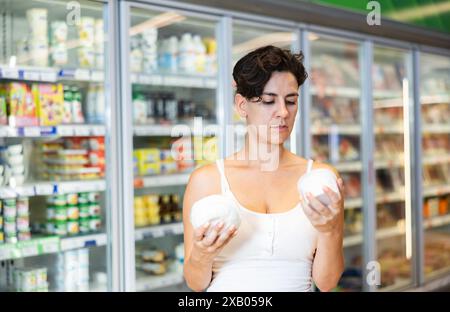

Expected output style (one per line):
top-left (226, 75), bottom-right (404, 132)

top-left (372, 46), bottom-right (414, 290)
top-left (0, 0), bottom-right (110, 292)
top-left (122, 3), bottom-right (221, 291)
top-left (307, 34), bottom-right (364, 291)
top-left (420, 52), bottom-right (450, 282)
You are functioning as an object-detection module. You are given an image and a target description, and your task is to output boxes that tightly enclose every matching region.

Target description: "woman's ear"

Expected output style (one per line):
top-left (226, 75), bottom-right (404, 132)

top-left (235, 93), bottom-right (248, 120)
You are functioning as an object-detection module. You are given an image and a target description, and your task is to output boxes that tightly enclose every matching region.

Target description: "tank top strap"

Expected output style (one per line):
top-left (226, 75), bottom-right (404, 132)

top-left (216, 159), bottom-right (231, 194)
top-left (307, 159), bottom-right (314, 173)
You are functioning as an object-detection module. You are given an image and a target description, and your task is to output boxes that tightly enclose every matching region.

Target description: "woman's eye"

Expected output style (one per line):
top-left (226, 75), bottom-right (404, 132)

top-left (262, 101), bottom-right (275, 105)
top-left (286, 101), bottom-right (297, 105)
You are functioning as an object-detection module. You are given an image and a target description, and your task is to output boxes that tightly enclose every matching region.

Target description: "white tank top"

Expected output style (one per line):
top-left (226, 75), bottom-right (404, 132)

top-left (206, 158), bottom-right (319, 292)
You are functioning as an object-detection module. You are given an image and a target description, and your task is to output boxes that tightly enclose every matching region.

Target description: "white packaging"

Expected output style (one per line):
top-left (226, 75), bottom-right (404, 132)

top-left (190, 194), bottom-right (241, 236)
top-left (26, 9), bottom-right (48, 39)
top-left (297, 168), bottom-right (340, 206)
top-left (94, 19), bottom-right (104, 46)
top-left (78, 249), bottom-right (89, 267)
top-left (50, 21), bottom-right (68, 43)
top-left (51, 42), bottom-right (68, 66)
top-left (193, 35), bottom-right (206, 73)
top-left (133, 95), bottom-right (147, 124)
top-left (78, 17), bottom-right (95, 47)
top-left (28, 40), bottom-right (49, 67)
top-left (95, 86), bottom-right (105, 123)
top-left (130, 44), bottom-right (143, 73)
top-left (178, 33), bottom-right (194, 73)
top-left (78, 47), bottom-right (95, 68)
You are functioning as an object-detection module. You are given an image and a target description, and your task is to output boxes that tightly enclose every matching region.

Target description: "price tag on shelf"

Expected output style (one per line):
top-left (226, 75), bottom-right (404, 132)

top-left (1, 68), bottom-right (19, 79)
top-left (15, 186), bottom-right (35, 197)
top-left (23, 127), bottom-right (41, 137)
top-left (172, 224), bottom-right (184, 235)
top-left (190, 77), bottom-right (202, 87)
top-left (152, 227), bottom-right (165, 238)
top-left (0, 187), bottom-right (17, 199)
top-left (57, 125), bottom-right (74, 136)
top-left (139, 75), bottom-right (151, 84)
top-left (204, 79), bottom-right (217, 88)
top-left (74, 69), bottom-right (90, 81)
top-left (40, 239), bottom-right (60, 254)
top-left (23, 71), bottom-right (40, 81)
top-left (61, 238), bottom-right (79, 251)
top-left (149, 75), bottom-right (163, 85)
top-left (91, 70), bottom-right (104, 81)
top-left (40, 71), bottom-right (57, 82)
top-left (91, 126), bottom-right (105, 136)
top-left (93, 180), bottom-right (106, 191)
top-left (19, 242), bottom-right (39, 257)
top-left (74, 126), bottom-right (90, 136)
top-left (35, 183), bottom-right (54, 196)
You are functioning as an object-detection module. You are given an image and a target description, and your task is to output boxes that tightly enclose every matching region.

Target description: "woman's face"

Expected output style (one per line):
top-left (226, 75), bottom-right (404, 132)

top-left (243, 71), bottom-right (299, 145)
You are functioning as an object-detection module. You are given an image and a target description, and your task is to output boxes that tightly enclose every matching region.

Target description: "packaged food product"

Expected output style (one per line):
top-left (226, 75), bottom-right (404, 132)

top-left (62, 86), bottom-right (73, 123)
top-left (3, 200), bottom-right (17, 218)
top-left (134, 148), bottom-right (161, 163)
top-left (79, 204), bottom-right (90, 219)
top-left (50, 21), bottom-right (68, 43)
top-left (67, 220), bottom-right (79, 235)
top-left (46, 221), bottom-right (54, 235)
top-left (16, 216), bottom-right (30, 232)
top-left (26, 8), bottom-right (48, 38)
top-left (16, 197), bottom-right (29, 217)
top-left (0, 231), bottom-right (4, 243)
top-left (66, 205), bottom-right (79, 220)
top-left (52, 195), bottom-right (67, 206)
top-left (87, 192), bottom-right (101, 203)
top-left (141, 249), bottom-right (166, 262)
top-left (71, 87), bottom-right (84, 123)
top-left (54, 206), bottom-right (67, 222)
top-left (141, 262), bottom-right (167, 275)
top-left (89, 137), bottom-right (105, 151)
top-left (78, 47), bottom-right (95, 68)
top-left (78, 17), bottom-right (95, 47)
top-left (4, 220), bottom-right (17, 233)
top-left (46, 206), bottom-right (56, 221)
top-left (28, 40), bottom-right (49, 67)
top-left (79, 218), bottom-right (90, 233)
top-left (160, 161), bottom-right (178, 174)
top-left (32, 83), bottom-right (64, 126)
top-left (78, 193), bottom-right (90, 205)
top-left (138, 162), bottom-right (160, 176)
top-left (50, 42), bottom-right (68, 66)
top-left (0, 95), bottom-right (7, 125)
top-left (18, 231), bottom-right (31, 241)
top-left (88, 217), bottom-right (101, 232)
top-left (66, 193), bottom-right (78, 206)
top-left (0, 82), bottom-right (38, 127)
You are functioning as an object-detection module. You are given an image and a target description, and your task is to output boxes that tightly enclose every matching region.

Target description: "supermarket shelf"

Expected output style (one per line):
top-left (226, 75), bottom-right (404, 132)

top-left (134, 173), bottom-right (191, 188)
top-left (0, 65), bottom-right (104, 82)
top-left (424, 214), bottom-right (450, 229)
top-left (423, 184), bottom-right (450, 197)
top-left (333, 161), bottom-right (362, 172)
top-left (343, 225), bottom-right (404, 247)
top-left (130, 72), bottom-right (217, 89)
top-left (0, 125), bottom-right (105, 138)
top-left (135, 222), bottom-right (183, 241)
top-left (423, 155), bottom-right (450, 166)
top-left (0, 180), bottom-right (106, 199)
top-left (134, 124), bottom-right (219, 137)
top-left (311, 124), bottom-right (361, 135)
top-left (60, 233), bottom-right (107, 251)
top-left (421, 94), bottom-right (450, 105)
top-left (422, 124), bottom-right (450, 133)
top-left (136, 270), bottom-right (184, 291)
top-left (376, 191), bottom-right (405, 204)
top-left (311, 86), bottom-right (360, 98)
top-left (345, 197), bottom-right (363, 209)
top-left (374, 124), bottom-right (404, 134)
top-left (0, 233), bottom-right (106, 261)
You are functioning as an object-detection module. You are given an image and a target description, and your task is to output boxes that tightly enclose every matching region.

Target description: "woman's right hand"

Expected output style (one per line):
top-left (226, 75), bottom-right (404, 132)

top-left (190, 221), bottom-right (238, 265)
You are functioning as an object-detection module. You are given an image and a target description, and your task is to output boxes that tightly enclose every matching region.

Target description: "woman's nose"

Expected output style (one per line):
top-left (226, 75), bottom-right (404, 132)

top-left (276, 101), bottom-right (289, 118)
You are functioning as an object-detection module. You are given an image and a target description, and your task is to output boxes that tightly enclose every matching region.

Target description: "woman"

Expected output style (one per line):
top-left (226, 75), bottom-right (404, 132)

top-left (182, 45), bottom-right (345, 292)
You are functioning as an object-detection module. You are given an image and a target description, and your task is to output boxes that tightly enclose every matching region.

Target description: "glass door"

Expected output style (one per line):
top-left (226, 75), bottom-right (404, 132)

top-left (420, 52), bottom-right (450, 282)
top-left (308, 33), bottom-right (363, 291)
top-left (372, 46), bottom-right (413, 290)
top-left (0, 0), bottom-right (110, 291)
top-left (125, 4), bottom-right (221, 291)
top-left (231, 22), bottom-right (298, 154)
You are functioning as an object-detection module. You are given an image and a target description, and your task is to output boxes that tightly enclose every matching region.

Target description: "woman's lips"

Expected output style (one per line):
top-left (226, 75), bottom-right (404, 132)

top-left (270, 125), bottom-right (288, 131)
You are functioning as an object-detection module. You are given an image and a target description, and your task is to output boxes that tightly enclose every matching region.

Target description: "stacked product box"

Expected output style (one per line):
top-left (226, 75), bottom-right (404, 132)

top-left (56, 249), bottom-right (89, 292)
top-left (26, 9), bottom-right (49, 67)
top-left (13, 267), bottom-right (48, 292)
top-left (134, 193), bottom-right (182, 227)
top-left (0, 144), bottom-right (26, 187)
top-left (133, 148), bottom-right (177, 176)
top-left (50, 20), bottom-right (68, 66)
top-left (46, 192), bottom-right (101, 237)
top-left (1, 197), bottom-right (31, 244)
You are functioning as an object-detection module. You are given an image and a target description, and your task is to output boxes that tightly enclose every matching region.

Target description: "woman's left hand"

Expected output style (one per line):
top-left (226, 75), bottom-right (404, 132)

top-left (300, 178), bottom-right (345, 234)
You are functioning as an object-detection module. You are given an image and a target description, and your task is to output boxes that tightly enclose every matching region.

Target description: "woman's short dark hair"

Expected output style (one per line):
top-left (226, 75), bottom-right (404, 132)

top-left (232, 45), bottom-right (308, 100)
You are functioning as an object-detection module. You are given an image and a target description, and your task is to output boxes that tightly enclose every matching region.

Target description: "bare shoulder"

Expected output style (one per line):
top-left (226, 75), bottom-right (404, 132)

top-left (185, 162), bottom-right (221, 200)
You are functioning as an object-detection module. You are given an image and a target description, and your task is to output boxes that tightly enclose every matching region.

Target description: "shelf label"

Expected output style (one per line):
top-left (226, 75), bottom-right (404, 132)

top-left (19, 241), bottom-right (39, 257)
top-left (139, 75), bottom-right (151, 84)
top-left (35, 184), bottom-right (54, 196)
top-left (0, 127), bottom-right (8, 137)
top-left (204, 79), bottom-right (217, 88)
top-left (0, 188), bottom-right (17, 199)
top-left (152, 227), bottom-right (165, 238)
top-left (40, 71), bottom-right (57, 82)
top-left (23, 71), bottom-right (40, 81)
top-left (15, 186), bottom-right (35, 197)
top-left (0, 245), bottom-right (13, 260)
top-left (74, 69), bottom-right (90, 81)
top-left (84, 240), bottom-right (97, 248)
top-left (91, 126), bottom-right (105, 136)
top-left (57, 125), bottom-right (74, 136)
top-left (40, 239), bottom-right (60, 254)
top-left (23, 127), bottom-right (41, 137)
top-left (149, 75), bottom-right (163, 85)
top-left (1, 68), bottom-right (19, 79)
top-left (74, 126), bottom-right (90, 136)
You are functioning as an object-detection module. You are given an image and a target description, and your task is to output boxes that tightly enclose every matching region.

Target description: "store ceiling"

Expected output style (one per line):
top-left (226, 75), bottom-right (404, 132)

top-left (298, 0), bottom-right (450, 34)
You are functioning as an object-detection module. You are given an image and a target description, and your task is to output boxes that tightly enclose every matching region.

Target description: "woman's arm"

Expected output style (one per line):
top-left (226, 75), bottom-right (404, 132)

top-left (183, 165), bottom-right (238, 292)
top-left (300, 165), bottom-right (345, 292)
